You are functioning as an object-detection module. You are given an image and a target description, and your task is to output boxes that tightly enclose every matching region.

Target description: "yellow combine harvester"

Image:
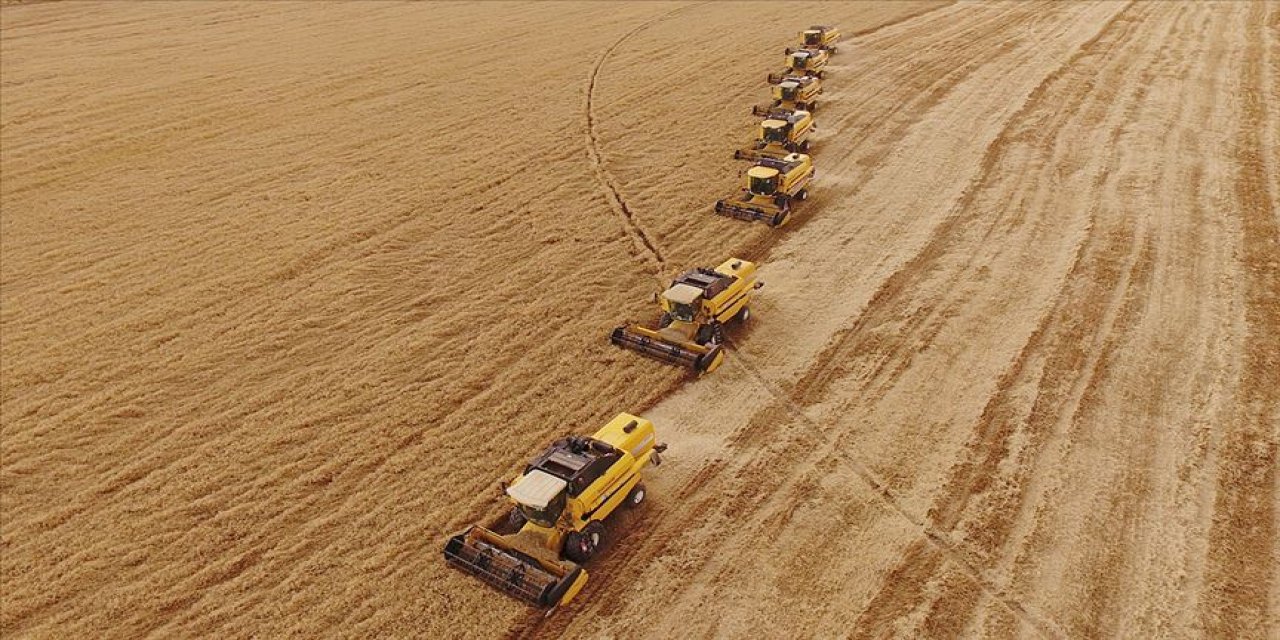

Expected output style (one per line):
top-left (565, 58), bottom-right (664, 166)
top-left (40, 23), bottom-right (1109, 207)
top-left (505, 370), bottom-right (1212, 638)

top-left (788, 25), bottom-right (841, 53)
top-left (444, 414), bottom-right (667, 608)
top-left (767, 48), bottom-right (829, 83)
top-left (715, 153), bottom-right (814, 227)
top-left (735, 108), bottom-right (814, 161)
top-left (752, 76), bottom-right (822, 115)
top-left (611, 258), bottom-right (763, 374)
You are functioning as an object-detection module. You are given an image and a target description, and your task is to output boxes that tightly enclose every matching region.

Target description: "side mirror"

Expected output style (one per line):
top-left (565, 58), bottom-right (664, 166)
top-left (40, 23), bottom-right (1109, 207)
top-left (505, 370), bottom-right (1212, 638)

top-left (499, 480), bottom-right (509, 493)
top-left (651, 292), bottom-right (659, 303)
top-left (754, 281), bottom-right (764, 289)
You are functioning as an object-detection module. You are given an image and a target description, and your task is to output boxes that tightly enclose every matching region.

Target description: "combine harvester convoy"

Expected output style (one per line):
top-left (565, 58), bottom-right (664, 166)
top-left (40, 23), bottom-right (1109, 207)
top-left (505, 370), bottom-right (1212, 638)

top-left (445, 24), bottom-right (840, 610)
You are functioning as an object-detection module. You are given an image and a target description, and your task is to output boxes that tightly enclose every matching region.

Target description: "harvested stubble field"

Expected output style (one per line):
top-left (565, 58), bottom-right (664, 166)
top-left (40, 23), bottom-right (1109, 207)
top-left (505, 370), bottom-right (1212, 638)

top-left (1, 1), bottom-right (1277, 638)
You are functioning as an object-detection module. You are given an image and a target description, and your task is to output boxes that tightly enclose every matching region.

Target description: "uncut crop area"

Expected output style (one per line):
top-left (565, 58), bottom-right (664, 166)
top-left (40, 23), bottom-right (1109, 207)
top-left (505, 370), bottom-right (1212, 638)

top-left (1, 1), bottom-right (1276, 638)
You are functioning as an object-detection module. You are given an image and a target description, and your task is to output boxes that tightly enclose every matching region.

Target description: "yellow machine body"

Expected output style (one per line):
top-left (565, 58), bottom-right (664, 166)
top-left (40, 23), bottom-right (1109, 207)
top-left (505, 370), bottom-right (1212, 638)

top-left (444, 414), bottom-right (666, 608)
top-left (791, 25), bottom-right (841, 52)
top-left (752, 76), bottom-right (823, 116)
top-left (714, 153), bottom-right (814, 226)
top-left (735, 109), bottom-right (814, 161)
top-left (767, 48), bottom-right (830, 83)
top-left (611, 258), bottom-right (763, 374)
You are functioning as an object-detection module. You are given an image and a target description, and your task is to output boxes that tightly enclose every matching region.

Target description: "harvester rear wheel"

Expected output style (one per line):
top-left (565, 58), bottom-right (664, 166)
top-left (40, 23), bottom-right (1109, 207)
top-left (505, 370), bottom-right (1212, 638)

top-left (797, 189), bottom-right (810, 201)
top-left (736, 307), bottom-right (752, 324)
top-left (626, 483), bottom-right (646, 507)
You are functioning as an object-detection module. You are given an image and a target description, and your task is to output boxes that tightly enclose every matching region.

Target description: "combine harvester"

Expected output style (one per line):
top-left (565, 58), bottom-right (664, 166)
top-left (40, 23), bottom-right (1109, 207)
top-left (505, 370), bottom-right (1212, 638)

top-left (766, 48), bottom-right (829, 83)
top-left (444, 414), bottom-right (667, 609)
top-left (787, 25), bottom-right (842, 53)
top-left (611, 258), bottom-right (763, 374)
top-left (735, 108), bottom-right (814, 160)
top-left (753, 75), bottom-right (823, 115)
top-left (715, 153), bottom-right (814, 227)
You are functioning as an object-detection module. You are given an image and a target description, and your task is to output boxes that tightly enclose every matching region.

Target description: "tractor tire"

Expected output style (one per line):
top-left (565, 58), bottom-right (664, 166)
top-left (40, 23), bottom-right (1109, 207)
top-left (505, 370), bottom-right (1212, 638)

top-left (694, 324), bottom-right (714, 345)
top-left (800, 140), bottom-right (811, 152)
top-left (736, 306), bottom-right (752, 324)
top-left (771, 210), bottom-right (790, 227)
top-left (507, 507), bottom-right (527, 532)
top-left (797, 189), bottom-right (810, 201)
top-left (565, 523), bottom-right (605, 563)
top-left (625, 483), bottom-right (647, 507)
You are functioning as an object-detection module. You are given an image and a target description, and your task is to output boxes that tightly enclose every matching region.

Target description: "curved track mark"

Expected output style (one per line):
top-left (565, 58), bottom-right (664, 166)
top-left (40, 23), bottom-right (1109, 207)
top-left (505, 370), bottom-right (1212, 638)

top-left (584, 3), bottom-right (707, 280)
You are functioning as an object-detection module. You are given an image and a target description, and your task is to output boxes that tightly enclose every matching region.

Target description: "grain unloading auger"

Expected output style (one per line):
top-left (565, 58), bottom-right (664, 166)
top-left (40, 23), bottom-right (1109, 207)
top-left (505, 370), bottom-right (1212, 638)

top-left (715, 153), bottom-right (814, 227)
top-left (752, 76), bottom-right (822, 116)
top-left (611, 258), bottom-right (763, 374)
top-left (766, 48), bottom-right (830, 83)
top-left (444, 414), bottom-right (667, 609)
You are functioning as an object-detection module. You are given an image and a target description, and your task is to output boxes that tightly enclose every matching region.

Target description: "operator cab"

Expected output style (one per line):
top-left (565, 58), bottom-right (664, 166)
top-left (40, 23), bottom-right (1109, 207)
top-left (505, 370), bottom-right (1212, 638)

top-left (506, 469), bottom-right (568, 528)
top-left (803, 29), bottom-right (823, 46)
top-left (762, 119), bottom-right (789, 143)
top-left (777, 81), bottom-right (800, 101)
top-left (747, 166), bottom-right (781, 195)
top-left (509, 436), bottom-right (624, 526)
top-left (660, 283), bottom-right (705, 322)
top-left (790, 50), bottom-right (814, 68)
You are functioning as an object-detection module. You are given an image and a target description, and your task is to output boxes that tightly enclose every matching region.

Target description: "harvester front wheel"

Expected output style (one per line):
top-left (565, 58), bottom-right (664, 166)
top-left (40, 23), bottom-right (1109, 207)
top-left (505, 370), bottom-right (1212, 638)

top-left (626, 483), bottom-right (647, 507)
top-left (694, 325), bottom-right (711, 345)
top-left (507, 507), bottom-right (527, 531)
top-left (565, 523), bottom-right (604, 563)
top-left (771, 211), bottom-right (790, 227)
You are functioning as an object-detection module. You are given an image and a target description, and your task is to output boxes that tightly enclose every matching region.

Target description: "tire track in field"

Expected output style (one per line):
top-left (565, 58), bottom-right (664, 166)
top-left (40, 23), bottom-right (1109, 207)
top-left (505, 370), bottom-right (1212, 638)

top-left (724, 345), bottom-right (1067, 638)
top-left (847, 3), bottom-right (1181, 633)
top-left (583, 3), bottom-right (707, 280)
top-left (1201, 2), bottom-right (1278, 634)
